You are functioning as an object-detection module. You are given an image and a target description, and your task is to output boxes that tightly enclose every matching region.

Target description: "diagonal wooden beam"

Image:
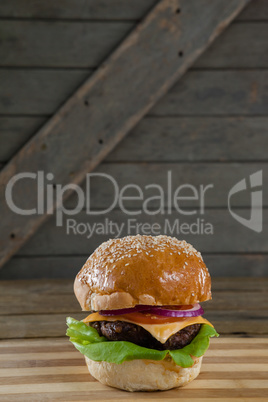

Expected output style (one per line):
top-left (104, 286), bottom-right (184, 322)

top-left (0, 0), bottom-right (250, 269)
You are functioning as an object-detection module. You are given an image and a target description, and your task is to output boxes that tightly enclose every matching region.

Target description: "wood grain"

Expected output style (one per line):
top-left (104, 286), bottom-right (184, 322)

top-left (6, 162), bottom-right (267, 210)
top-left (63, 162), bottom-right (268, 208)
top-left (151, 70), bottom-right (268, 116)
top-left (0, 69), bottom-right (91, 115)
top-left (238, 0), bottom-right (268, 20)
top-left (0, 117), bottom-right (46, 162)
top-left (4, 336), bottom-right (266, 347)
top-left (10, 209), bottom-right (267, 256)
top-left (1, 117), bottom-right (268, 163)
top-left (0, 311), bottom-right (264, 339)
top-left (0, 393), bottom-right (266, 401)
top-left (2, 254), bottom-right (268, 279)
top-left (1, 70), bottom-right (266, 116)
top-left (195, 23), bottom-right (268, 68)
top-left (106, 117), bottom-right (268, 162)
top-left (0, 0), bottom-right (250, 270)
top-left (0, 0), bottom-right (158, 20)
top-left (0, 21), bottom-right (266, 68)
top-left (0, 277), bottom-right (266, 338)
top-left (0, 20), bottom-right (135, 68)
top-left (0, 337), bottom-right (267, 400)
top-left (0, 278), bottom-right (267, 315)
top-left (212, 277), bottom-right (268, 291)
top-left (0, 0), bottom-right (265, 21)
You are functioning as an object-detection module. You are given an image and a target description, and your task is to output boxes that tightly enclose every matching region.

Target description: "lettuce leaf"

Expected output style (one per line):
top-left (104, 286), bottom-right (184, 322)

top-left (66, 317), bottom-right (219, 368)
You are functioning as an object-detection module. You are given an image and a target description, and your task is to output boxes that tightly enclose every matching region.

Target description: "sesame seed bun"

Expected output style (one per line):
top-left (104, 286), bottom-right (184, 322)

top-left (74, 235), bottom-right (211, 311)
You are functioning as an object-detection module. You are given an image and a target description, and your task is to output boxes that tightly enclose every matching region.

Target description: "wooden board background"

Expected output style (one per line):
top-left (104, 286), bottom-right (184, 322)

top-left (0, 278), bottom-right (267, 339)
top-left (0, 337), bottom-right (268, 401)
top-left (0, 0), bottom-right (267, 278)
top-left (1, 276), bottom-right (267, 399)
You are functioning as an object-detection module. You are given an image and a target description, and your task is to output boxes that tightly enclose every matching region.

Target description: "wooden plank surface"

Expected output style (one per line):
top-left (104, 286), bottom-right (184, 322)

top-left (11, 209), bottom-right (267, 256)
top-left (63, 162), bottom-right (268, 208)
top-left (0, 69), bottom-right (92, 115)
top-left (1, 70), bottom-right (266, 115)
top-left (6, 162), bottom-right (267, 210)
top-left (0, 117), bottom-right (46, 163)
top-left (151, 70), bottom-right (268, 116)
top-left (0, 0), bottom-right (265, 21)
top-left (195, 23), bottom-right (268, 68)
top-left (0, 21), bottom-right (266, 68)
top-left (0, 276), bottom-right (266, 396)
top-left (1, 117), bottom-right (268, 163)
top-left (0, 0), bottom-right (158, 20)
top-left (0, 0), bottom-right (250, 270)
top-left (1, 254), bottom-right (268, 279)
top-left (237, 0), bottom-right (268, 20)
top-left (0, 311), bottom-right (267, 338)
top-left (0, 337), bottom-right (267, 400)
top-left (0, 278), bottom-right (267, 315)
top-left (2, 310), bottom-right (268, 338)
top-left (0, 20), bottom-right (135, 67)
top-left (107, 117), bottom-right (268, 162)
top-left (0, 278), bottom-right (267, 338)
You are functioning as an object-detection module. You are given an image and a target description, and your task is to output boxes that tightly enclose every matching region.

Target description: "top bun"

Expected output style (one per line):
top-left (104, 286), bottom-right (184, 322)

top-left (74, 235), bottom-right (211, 311)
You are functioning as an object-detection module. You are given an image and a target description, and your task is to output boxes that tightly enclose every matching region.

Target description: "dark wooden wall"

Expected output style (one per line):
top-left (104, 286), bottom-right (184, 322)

top-left (0, 0), bottom-right (267, 279)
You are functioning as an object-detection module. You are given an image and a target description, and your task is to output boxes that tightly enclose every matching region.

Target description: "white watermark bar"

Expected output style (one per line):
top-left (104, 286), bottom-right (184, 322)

top-left (5, 169), bottom-right (263, 234)
top-left (65, 217), bottom-right (213, 239)
top-left (5, 171), bottom-right (214, 226)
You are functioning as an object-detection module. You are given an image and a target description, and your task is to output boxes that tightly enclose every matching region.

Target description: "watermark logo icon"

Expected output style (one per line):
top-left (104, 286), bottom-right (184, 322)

top-left (228, 170), bottom-right (263, 233)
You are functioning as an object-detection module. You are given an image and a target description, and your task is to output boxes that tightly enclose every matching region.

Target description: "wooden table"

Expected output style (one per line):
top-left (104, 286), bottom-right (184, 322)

top-left (1, 278), bottom-right (267, 401)
top-left (0, 337), bottom-right (268, 401)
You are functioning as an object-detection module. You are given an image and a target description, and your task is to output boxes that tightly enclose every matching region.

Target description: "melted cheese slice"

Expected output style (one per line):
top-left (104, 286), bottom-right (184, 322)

top-left (84, 312), bottom-right (213, 344)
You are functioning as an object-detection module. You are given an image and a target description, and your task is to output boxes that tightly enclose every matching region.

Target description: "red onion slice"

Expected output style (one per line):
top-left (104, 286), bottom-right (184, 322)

top-left (143, 304), bottom-right (204, 317)
top-left (100, 304), bottom-right (203, 317)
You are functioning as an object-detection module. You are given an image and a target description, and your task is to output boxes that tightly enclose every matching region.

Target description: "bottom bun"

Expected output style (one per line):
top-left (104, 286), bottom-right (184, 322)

top-left (85, 355), bottom-right (203, 392)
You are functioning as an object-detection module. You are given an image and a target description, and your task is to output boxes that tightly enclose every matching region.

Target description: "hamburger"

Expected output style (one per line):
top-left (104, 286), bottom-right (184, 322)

top-left (66, 235), bottom-right (218, 391)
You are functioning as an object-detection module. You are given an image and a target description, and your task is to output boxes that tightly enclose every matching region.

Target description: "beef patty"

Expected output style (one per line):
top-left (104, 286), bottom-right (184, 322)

top-left (90, 320), bottom-right (201, 350)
